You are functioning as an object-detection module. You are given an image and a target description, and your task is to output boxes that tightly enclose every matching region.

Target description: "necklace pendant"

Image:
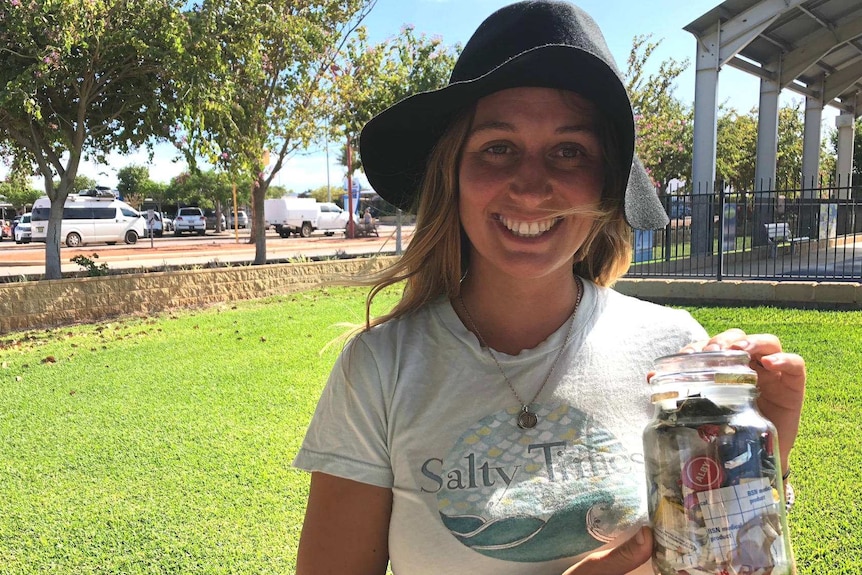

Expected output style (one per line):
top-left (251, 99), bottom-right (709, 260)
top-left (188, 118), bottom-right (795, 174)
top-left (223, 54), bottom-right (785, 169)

top-left (517, 406), bottom-right (538, 429)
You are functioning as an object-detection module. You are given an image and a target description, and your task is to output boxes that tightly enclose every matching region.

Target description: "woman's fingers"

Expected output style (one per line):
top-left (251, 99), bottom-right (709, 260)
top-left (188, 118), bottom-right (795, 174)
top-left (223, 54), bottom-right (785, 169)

top-left (680, 328), bottom-right (750, 353)
top-left (562, 527), bottom-right (653, 575)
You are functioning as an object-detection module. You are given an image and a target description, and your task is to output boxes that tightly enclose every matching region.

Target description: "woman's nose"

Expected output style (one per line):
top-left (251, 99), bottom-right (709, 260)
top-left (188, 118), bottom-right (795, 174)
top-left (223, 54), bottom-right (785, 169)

top-left (508, 154), bottom-right (552, 203)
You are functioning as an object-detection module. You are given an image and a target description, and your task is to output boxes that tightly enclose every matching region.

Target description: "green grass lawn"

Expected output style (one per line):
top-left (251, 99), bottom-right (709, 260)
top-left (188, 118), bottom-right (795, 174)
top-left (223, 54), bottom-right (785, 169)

top-left (0, 288), bottom-right (858, 574)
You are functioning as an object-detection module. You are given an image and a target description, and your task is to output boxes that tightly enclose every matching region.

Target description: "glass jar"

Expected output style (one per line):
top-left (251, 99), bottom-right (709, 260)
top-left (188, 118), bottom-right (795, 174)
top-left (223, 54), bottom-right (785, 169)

top-left (643, 351), bottom-right (794, 575)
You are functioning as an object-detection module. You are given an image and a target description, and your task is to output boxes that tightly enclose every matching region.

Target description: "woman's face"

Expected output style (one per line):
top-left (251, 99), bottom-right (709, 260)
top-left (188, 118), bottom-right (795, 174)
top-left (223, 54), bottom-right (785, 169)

top-left (458, 87), bottom-right (604, 285)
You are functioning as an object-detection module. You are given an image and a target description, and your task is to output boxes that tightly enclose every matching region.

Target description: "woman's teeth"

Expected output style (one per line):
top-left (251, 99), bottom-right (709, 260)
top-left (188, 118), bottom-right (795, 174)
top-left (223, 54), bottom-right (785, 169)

top-left (499, 216), bottom-right (559, 238)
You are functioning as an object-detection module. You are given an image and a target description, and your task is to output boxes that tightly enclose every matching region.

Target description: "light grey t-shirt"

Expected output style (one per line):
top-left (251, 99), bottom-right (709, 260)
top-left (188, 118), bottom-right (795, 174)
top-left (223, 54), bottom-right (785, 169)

top-left (294, 280), bottom-right (708, 574)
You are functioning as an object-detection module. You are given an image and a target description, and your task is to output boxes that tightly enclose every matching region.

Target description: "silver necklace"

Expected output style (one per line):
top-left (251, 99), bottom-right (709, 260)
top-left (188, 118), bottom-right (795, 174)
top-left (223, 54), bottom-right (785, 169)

top-left (458, 277), bottom-right (583, 430)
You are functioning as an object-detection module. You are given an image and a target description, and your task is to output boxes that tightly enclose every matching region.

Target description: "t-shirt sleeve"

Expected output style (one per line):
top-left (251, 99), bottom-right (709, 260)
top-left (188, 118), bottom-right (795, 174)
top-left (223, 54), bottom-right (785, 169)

top-left (293, 336), bottom-right (394, 488)
top-left (673, 308), bottom-right (709, 344)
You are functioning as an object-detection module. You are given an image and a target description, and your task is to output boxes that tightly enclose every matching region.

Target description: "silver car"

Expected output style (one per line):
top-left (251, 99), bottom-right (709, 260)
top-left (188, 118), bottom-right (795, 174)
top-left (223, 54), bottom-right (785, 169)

top-left (227, 210), bottom-right (249, 229)
top-left (14, 213), bottom-right (32, 244)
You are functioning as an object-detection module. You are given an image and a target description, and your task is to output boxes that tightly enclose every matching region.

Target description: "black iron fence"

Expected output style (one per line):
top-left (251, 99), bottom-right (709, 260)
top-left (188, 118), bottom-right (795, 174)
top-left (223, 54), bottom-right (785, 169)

top-left (626, 183), bottom-right (862, 282)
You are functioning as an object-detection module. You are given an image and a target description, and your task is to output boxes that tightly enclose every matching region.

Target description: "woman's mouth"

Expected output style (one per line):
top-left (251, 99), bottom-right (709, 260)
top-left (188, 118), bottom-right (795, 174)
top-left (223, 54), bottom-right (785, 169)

top-left (497, 215), bottom-right (561, 238)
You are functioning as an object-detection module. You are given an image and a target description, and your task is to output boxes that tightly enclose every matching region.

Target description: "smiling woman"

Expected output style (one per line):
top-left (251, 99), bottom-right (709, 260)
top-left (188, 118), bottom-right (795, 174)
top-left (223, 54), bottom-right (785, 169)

top-left (292, 3), bottom-right (806, 575)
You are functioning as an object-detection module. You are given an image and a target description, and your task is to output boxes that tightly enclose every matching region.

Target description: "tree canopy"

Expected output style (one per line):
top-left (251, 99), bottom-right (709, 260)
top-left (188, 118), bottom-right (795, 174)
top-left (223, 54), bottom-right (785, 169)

top-left (177, 0), bottom-right (377, 261)
top-left (625, 35), bottom-right (692, 189)
top-left (331, 25), bottom-right (459, 181)
top-left (0, 0), bottom-right (187, 278)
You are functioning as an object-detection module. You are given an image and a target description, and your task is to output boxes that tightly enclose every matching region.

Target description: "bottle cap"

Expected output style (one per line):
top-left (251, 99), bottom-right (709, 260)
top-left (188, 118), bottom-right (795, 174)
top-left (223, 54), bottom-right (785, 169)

top-left (682, 455), bottom-right (724, 491)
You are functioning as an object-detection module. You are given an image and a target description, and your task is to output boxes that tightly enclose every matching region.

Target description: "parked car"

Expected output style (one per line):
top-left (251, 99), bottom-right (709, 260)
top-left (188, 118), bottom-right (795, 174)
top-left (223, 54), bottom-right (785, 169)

top-left (141, 210), bottom-right (167, 238)
top-left (227, 210), bottom-right (249, 229)
top-left (204, 209), bottom-right (226, 231)
top-left (14, 213), bottom-right (32, 244)
top-left (174, 207), bottom-right (206, 235)
top-left (163, 215), bottom-right (174, 232)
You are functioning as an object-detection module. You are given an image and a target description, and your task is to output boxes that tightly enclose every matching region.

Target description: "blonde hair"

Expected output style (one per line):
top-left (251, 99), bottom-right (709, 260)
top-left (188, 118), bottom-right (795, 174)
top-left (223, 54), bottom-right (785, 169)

top-left (357, 95), bottom-right (633, 330)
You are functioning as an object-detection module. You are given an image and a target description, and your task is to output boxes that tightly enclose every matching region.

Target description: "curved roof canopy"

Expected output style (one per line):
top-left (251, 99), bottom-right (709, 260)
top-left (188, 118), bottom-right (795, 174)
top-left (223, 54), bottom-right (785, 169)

top-left (685, 0), bottom-right (862, 115)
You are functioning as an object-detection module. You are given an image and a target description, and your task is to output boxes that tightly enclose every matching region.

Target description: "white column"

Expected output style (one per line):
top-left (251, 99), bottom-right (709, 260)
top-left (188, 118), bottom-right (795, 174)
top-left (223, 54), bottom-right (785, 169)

top-left (835, 112), bottom-right (855, 199)
top-left (690, 38), bottom-right (720, 255)
top-left (800, 94), bottom-right (823, 237)
top-left (801, 96), bottom-right (823, 190)
top-left (692, 52), bottom-right (719, 194)
top-left (752, 75), bottom-right (780, 245)
top-left (754, 76), bottom-right (780, 190)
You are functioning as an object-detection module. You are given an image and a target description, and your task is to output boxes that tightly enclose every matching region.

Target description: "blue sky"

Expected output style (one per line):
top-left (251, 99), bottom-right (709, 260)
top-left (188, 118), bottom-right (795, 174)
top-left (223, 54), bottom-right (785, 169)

top-left (8, 0), bottom-right (836, 193)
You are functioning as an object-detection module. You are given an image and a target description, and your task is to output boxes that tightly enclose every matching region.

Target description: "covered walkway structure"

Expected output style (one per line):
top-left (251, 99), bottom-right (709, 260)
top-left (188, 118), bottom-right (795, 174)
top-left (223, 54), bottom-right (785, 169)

top-left (685, 0), bottom-right (862, 254)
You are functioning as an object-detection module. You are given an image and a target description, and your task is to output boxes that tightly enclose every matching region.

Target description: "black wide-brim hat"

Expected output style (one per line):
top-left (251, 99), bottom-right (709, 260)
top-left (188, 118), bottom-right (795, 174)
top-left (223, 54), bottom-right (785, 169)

top-left (360, 0), bottom-right (669, 230)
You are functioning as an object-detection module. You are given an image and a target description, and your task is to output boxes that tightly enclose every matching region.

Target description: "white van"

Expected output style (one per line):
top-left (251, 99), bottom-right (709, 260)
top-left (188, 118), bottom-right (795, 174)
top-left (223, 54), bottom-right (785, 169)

top-left (30, 195), bottom-right (146, 247)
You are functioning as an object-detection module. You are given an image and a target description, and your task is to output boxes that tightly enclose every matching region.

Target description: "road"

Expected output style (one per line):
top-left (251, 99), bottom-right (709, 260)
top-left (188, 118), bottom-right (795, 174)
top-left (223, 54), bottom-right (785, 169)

top-left (0, 224), bottom-right (414, 279)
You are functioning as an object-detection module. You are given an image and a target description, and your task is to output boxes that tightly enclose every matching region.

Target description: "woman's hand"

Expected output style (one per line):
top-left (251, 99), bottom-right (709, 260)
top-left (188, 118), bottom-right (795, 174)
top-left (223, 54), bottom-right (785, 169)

top-left (681, 329), bottom-right (806, 471)
top-left (561, 527), bottom-right (652, 575)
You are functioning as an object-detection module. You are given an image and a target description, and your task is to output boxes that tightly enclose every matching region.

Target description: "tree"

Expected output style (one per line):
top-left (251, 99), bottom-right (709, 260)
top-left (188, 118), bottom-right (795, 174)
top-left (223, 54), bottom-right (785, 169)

top-left (716, 107), bottom-right (758, 190)
top-left (51, 174), bottom-right (97, 194)
top-left (305, 185), bottom-right (336, 203)
top-left (0, 0), bottom-right (186, 278)
top-left (267, 185), bottom-right (291, 199)
top-left (169, 170), bottom-right (235, 212)
top-left (715, 103), bottom-right (806, 191)
top-left (624, 35), bottom-right (692, 188)
top-left (178, 0), bottom-right (376, 263)
top-left (0, 169), bottom-right (41, 211)
top-left (337, 142), bottom-right (363, 178)
top-left (329, 25), bottom-right (459, 227)
top-left (117, 165), bottom-right (151, 202)
top-left (116, 165), bottom-right (176, 211)
top-left (332, 25), bottom-right (459, 162)
top-left (776, 103), bottom-right (805, 187)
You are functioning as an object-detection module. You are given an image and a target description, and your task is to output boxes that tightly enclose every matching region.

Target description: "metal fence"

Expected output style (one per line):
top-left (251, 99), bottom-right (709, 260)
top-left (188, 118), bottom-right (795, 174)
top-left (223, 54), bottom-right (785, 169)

top-left (625, 183), bottom-right (862, 282)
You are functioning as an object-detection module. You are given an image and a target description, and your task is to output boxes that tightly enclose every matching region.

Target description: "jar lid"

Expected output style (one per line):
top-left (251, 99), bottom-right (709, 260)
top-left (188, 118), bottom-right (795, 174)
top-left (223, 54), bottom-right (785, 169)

top-left (653, 350), bottom-right (754, 375)
top-left (649, 350), bottom-right (757, 392)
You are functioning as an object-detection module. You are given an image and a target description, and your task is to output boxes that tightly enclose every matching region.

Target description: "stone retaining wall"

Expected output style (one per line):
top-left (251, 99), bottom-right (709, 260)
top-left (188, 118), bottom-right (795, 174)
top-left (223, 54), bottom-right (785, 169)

top-left (0, 258), bottom-right (396, 334)
top-left (614, 278), bottom-right (861, 309)
top-left (1, 260), bottom-right (859, 334)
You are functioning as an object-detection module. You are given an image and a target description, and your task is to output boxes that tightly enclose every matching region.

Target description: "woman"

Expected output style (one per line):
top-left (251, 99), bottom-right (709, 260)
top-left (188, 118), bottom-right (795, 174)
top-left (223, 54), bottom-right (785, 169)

top-left (294, 2), bottom-right (805, 574)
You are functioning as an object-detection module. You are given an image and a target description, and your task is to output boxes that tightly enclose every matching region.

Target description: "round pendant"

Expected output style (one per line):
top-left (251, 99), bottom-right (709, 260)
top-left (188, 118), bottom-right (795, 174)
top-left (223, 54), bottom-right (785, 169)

top-left (517, 408), bottom-right (538, 429)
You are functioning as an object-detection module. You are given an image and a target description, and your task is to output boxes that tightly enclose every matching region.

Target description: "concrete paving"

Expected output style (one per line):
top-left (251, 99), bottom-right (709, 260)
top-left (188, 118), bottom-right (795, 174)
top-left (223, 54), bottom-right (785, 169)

top-left (0, 224), bottom-right (414, 279)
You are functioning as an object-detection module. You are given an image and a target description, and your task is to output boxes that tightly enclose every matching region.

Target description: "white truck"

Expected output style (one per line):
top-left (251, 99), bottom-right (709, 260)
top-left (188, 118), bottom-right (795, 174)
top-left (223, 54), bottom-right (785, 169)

top-left (264, 198), bottom-right (352, 238)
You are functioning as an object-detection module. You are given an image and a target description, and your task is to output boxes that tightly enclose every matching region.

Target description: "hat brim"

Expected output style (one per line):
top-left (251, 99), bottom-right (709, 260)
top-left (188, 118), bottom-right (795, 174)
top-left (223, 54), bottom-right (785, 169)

top-left (360, 45), bottom-right (668, 230)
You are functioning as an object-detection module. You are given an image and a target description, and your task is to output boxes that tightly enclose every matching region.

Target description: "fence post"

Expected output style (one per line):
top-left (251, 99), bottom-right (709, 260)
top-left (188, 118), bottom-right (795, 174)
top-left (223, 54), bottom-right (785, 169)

top-left (663, 194), bottom-right (672, 262)
top-left (717, 187), bottom-right (724, 280)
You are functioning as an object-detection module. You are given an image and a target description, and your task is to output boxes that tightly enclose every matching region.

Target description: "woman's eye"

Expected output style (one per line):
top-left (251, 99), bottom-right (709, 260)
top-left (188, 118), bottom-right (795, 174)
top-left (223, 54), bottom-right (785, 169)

top-left (484, 144), bottom-right (509, 155)
top-left (558, 145), bottom-right (584, 159)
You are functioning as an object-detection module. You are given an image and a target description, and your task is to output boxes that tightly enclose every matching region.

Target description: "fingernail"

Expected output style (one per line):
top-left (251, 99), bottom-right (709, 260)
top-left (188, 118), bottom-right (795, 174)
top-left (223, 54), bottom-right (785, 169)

top-left (635, 527), bottom-right (646, 545)
top-left (704, 343), bottom-right (720, 351)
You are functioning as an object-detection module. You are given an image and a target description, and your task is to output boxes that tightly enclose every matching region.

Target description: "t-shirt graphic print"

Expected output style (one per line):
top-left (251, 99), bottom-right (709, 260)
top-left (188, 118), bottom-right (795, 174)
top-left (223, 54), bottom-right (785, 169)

top-left (424, 402), bottom-right (644, 562)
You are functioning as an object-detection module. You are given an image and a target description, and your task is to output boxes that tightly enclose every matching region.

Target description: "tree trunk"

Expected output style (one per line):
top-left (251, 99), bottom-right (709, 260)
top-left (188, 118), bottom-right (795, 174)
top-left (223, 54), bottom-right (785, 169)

top-left (44, 195), bottom-right (67, 280)
top-left (41, 146), bottom-right (82, 280)
top-left (43, 173), bottom-right (77, 280)
top-left (252, 179), bottom-right (267, 265)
